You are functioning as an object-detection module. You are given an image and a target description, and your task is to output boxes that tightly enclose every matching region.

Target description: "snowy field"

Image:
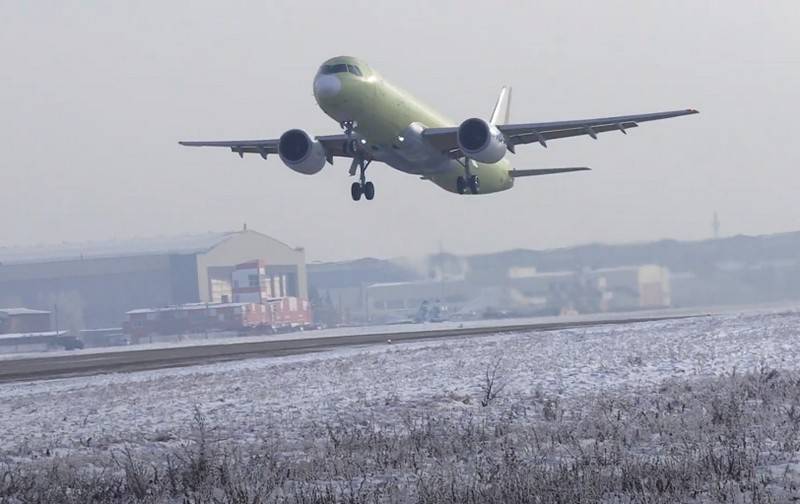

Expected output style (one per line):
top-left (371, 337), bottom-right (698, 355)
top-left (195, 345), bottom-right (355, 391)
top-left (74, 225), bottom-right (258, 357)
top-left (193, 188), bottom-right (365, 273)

top-left (2, 308), bottom-right (800, 502)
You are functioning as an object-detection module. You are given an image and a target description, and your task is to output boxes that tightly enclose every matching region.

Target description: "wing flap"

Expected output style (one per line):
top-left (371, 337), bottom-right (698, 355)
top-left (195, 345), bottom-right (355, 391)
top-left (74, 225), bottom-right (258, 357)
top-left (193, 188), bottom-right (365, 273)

top-left (178, 139), bottom-right (279, 159)
top-left (178, 134), bottom-right (353, 160)
top-left (178, 140), bottom-right (277, 147)
top-left (421, 108), bottom-right (698, 156)
top-left (508, 122), bottom-right (639, 147)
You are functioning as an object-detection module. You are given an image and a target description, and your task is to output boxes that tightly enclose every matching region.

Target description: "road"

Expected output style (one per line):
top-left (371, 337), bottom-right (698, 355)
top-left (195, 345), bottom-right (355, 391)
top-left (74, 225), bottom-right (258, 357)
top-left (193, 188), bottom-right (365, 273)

top-left (0, 314), bottom-right (698, 384)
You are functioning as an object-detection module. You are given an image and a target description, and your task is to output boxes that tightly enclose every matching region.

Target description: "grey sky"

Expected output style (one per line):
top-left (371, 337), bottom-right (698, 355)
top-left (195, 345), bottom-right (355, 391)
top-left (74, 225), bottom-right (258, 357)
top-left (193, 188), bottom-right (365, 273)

top-left (1, 1), bottom-right (798, 261)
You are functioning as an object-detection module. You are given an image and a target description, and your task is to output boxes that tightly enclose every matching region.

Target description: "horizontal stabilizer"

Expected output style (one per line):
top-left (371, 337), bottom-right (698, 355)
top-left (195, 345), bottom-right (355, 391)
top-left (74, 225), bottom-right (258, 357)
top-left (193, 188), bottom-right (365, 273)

top-left (511, 167), bottom-right (591, 178)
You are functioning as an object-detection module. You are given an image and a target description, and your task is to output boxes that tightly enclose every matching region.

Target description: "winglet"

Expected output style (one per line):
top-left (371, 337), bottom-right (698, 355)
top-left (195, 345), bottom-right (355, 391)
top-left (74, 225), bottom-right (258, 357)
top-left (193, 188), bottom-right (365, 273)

top-left (490, 86), bottom-right (512, 125)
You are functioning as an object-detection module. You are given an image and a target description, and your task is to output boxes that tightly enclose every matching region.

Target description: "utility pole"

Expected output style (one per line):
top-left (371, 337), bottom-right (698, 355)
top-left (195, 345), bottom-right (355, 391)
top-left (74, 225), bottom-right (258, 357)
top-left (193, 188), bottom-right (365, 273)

top-left (438, 239), bottom-right (445, 301)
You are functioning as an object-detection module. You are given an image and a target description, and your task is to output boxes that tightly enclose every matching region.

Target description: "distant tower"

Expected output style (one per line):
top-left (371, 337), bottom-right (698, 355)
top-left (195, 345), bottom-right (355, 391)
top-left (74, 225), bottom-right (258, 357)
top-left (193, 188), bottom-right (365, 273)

top-left (712, 212), bottom-right (720, 239)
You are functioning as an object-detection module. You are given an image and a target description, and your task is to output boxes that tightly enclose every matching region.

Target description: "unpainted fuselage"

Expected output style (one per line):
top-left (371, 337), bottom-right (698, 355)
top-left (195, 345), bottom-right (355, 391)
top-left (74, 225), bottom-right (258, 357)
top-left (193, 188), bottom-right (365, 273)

top-left (312, 56), bottom-right (514, 194)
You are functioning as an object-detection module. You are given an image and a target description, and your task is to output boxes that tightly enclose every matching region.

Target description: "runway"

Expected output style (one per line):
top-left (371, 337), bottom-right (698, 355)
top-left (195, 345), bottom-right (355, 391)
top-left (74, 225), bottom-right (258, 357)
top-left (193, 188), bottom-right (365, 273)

top-left (0, 314), bottom-right (698, 384)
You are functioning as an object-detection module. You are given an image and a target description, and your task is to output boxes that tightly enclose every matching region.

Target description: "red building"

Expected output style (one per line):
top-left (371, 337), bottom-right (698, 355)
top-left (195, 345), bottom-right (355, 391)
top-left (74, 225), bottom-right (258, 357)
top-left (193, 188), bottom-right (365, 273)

top-left (124, 302), bottom-right (265, 340)
top-left (0, 308), bottom-right (51, 334)
top-left (124, 299), bottom-right (311, 341)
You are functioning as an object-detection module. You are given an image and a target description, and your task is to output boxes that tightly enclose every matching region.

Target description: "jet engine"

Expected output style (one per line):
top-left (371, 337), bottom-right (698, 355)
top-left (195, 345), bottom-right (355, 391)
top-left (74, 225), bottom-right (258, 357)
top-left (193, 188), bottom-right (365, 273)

top-left (278, 129), bottom-right (326, 174)
top-left (456, 118), bottom-right (507, 163)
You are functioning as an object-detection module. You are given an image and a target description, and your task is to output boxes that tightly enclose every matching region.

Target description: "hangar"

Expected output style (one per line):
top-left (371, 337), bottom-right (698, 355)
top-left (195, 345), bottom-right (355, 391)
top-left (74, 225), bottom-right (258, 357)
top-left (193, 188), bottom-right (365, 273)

top-left (0, 229), bottom-right (307, 330)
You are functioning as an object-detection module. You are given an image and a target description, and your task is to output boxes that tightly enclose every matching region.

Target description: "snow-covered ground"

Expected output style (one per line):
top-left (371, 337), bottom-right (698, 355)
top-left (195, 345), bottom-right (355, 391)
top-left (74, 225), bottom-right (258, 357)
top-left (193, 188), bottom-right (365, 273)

top-left (0, 311), bottom-right (800, 468)
top-left (0, 308), bottom-right (799, 465)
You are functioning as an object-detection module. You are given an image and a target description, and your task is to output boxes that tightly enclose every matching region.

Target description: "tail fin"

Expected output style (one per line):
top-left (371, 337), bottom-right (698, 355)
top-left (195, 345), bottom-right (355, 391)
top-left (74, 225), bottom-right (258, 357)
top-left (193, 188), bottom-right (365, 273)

top-left (490, 86), bottom-right (512, 125)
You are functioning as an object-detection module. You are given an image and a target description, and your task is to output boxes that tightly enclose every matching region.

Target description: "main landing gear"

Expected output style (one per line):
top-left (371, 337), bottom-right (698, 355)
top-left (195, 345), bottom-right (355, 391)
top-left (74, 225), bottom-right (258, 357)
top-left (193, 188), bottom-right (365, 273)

top-left (456, 157), bottom-right (480, 194)
top-left (456, 175), bottom-right (479, 195)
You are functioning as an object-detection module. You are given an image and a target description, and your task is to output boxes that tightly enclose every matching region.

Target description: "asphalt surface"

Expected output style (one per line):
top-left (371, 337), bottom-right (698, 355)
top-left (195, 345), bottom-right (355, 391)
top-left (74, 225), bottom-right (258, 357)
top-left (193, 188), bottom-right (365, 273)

top-left (0, 314), bottom-right (699, 384)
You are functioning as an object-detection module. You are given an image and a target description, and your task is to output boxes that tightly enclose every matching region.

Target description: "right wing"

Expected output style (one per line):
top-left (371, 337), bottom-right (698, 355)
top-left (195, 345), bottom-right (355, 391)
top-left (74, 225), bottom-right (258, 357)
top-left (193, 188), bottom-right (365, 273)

top-left (178, 134), bottom-right (353, 160)
top-left (422, 109), bottom-right (698, 156)
top-left (498, 109), bottom-right (698, 149)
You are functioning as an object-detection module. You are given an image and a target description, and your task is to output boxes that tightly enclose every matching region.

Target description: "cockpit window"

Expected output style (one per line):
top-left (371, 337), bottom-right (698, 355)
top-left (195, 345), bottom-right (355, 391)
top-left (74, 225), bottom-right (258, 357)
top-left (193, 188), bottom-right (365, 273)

top-left (320, 64), bottom-right (363, 77)
top-left (320, 64), bottom-right (349, 75)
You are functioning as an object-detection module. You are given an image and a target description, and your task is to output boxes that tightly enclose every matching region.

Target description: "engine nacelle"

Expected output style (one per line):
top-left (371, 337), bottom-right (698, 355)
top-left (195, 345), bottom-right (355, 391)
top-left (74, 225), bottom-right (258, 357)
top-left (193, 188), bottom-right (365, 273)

top-left (456, 118), bottom-right (507, 164)
top-left (278, 129), bottom-right (326, 175)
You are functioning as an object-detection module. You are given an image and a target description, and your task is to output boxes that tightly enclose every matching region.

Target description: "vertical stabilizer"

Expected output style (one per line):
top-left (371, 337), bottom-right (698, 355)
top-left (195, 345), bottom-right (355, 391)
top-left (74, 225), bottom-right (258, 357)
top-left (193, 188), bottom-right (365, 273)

top-left (490, 86), bottom-right (512, 125)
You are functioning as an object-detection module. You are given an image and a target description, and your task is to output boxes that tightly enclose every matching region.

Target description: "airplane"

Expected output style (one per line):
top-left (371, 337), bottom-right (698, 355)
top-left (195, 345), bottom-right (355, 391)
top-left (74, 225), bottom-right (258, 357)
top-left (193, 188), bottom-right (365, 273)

top-left (180, 56), bottom-right (698, 201)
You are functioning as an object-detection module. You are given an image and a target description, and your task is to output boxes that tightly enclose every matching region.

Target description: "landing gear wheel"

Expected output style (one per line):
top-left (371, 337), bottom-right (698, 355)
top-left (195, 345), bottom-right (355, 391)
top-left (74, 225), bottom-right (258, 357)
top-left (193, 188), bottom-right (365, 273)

top-left (456, 176), bottom-right (466, 195)
top-left (363, 181), bottom-right (375, 200)
top-left (351, 182), bottom-right (362, 201)
top-left (468, 175), bottom-right (480, 194)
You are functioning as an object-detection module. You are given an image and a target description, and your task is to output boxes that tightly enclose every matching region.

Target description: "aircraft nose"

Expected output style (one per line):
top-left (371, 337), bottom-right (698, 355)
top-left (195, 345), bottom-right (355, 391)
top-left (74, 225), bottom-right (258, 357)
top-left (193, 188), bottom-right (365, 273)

top-left (314, 74), bottom-right (342, 99)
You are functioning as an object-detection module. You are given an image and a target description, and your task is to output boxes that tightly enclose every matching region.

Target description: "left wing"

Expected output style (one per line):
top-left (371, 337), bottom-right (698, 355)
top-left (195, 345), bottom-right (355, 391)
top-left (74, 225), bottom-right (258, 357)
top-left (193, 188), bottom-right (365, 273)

top-left (422, 109), bottom-right (699, 156)
top-left (179, 134), bottom-right (353, 160)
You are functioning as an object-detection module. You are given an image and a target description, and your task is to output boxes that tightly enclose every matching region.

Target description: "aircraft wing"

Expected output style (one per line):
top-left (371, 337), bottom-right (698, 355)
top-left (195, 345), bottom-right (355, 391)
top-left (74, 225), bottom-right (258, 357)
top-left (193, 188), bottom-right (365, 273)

top-left (511, 167), bottom-right (590, 177)
top-left (422, 109), bottom-right (698, 156)
top-left (179, 134), bottom-right (353, 160)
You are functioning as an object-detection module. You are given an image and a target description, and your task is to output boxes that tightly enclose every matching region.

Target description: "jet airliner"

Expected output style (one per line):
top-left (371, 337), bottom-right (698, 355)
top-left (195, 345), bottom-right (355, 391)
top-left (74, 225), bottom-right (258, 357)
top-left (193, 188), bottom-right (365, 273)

top-left (181, 56), bottom-right (698, 201)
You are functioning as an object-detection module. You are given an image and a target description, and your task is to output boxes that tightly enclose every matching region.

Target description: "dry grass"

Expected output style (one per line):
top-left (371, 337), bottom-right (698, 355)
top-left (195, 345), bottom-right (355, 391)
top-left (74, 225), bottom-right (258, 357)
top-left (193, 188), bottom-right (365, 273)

top-left (2, 366), bottom-right (800, 503)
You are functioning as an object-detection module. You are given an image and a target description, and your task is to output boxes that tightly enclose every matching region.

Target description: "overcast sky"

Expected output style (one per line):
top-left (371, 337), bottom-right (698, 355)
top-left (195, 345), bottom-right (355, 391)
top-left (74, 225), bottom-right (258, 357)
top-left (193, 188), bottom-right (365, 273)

top-left (1, 1), bottom-right (798, 261)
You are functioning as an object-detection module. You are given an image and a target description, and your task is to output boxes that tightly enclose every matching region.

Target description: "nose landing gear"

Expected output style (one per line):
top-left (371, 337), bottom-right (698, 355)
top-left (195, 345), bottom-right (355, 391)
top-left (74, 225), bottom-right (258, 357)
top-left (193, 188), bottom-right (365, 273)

top-left (351, 180), bottom-right (375, 201)
top-left (363, 181), bottom-right (375, 200)
top-left (340, 120), bottom-right (376, 202)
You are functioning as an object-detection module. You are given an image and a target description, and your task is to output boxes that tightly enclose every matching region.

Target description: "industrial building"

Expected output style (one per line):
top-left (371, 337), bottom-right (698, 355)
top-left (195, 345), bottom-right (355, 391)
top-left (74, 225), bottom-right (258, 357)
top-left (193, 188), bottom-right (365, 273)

top-left (314, 231), bottom-right (800, 322)
top-left (0, 331), bottom-right (80, 354)
top-left (0, 307), bottom-right (81, 353)
top-left (0, 307), bottom-right (52, 334)
top-left (0, 230), bottom-right (308, 330)
top-left (364, 265), bottom-right (670, 322)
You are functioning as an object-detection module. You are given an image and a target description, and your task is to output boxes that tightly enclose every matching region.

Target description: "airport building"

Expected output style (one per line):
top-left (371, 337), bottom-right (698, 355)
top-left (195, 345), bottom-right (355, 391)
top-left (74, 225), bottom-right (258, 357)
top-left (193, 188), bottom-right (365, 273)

top-left (0, 230), bottom-right (308, 330)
